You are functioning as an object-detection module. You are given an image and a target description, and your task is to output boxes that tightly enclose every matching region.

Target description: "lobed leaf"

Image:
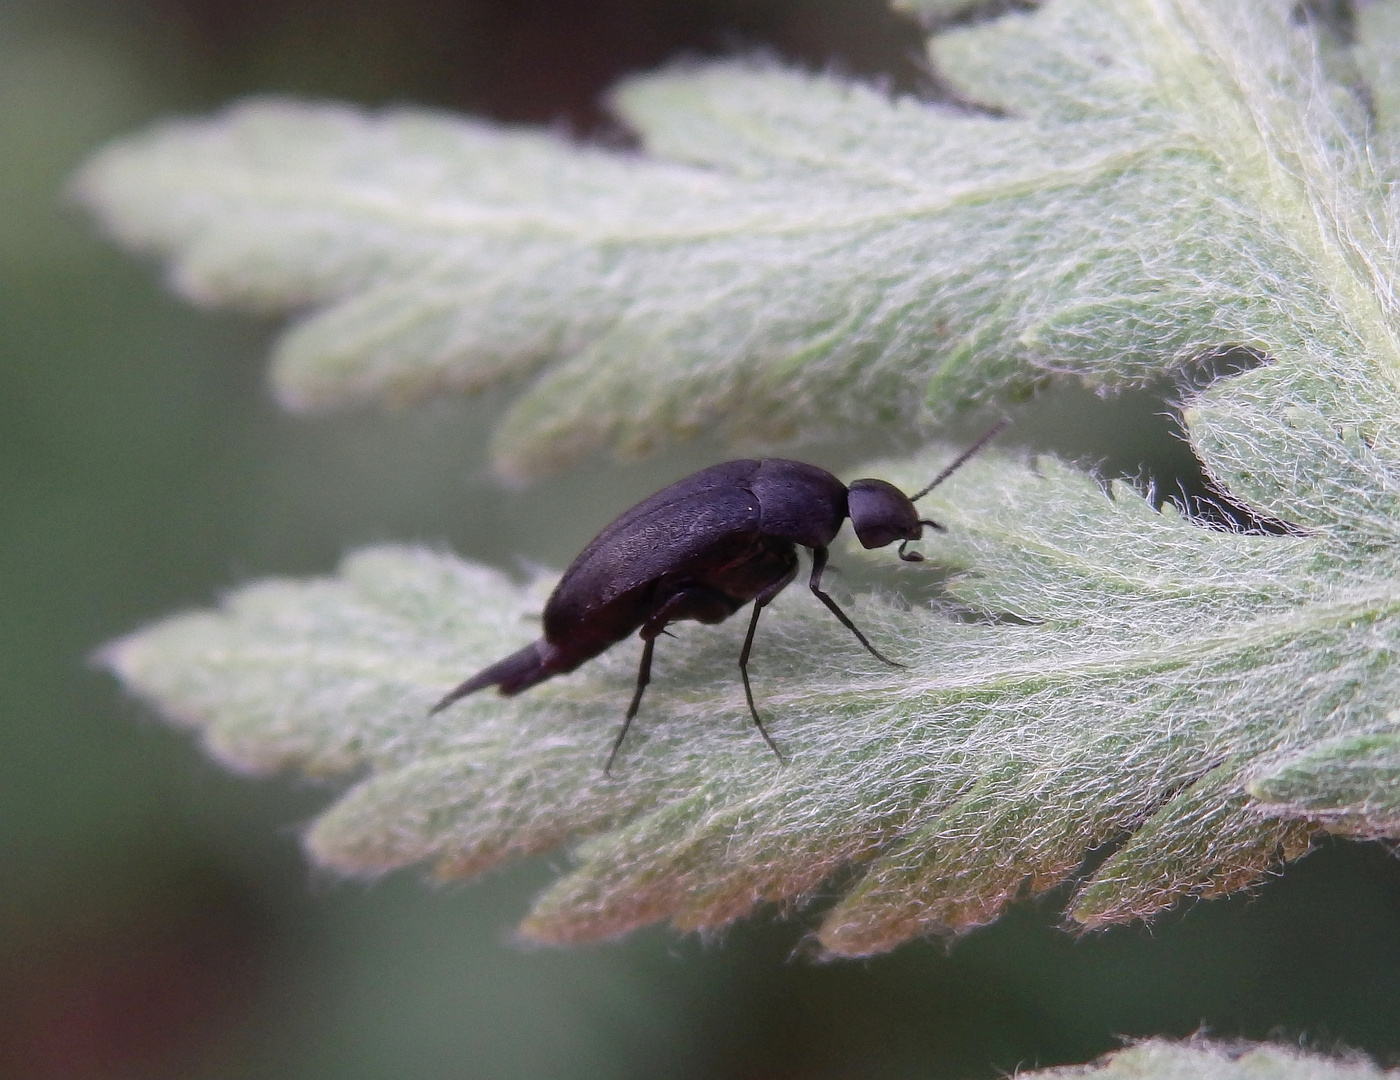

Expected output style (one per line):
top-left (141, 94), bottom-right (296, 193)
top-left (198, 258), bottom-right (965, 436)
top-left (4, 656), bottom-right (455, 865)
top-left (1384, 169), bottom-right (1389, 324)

top-left (104, 421), bottom-right (1400, 955)
top-left (76, 0), bottom-right (1400, 480)
top-left (96, 0), bottom-right (1400, 954)
top-left (1247, 732), bottom-right (1400, 837)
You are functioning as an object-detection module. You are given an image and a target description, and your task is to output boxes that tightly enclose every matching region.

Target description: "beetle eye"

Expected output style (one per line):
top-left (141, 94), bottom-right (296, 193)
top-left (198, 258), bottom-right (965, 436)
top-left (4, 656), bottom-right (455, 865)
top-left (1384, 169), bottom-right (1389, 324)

top-left (897, 540), bottom-right (923, 562)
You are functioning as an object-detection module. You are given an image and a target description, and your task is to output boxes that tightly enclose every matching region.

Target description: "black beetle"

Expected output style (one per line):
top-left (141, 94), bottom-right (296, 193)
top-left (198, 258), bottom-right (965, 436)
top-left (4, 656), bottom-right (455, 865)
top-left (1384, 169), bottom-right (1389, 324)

top-left (432, 421), bottom-right (1006, 772)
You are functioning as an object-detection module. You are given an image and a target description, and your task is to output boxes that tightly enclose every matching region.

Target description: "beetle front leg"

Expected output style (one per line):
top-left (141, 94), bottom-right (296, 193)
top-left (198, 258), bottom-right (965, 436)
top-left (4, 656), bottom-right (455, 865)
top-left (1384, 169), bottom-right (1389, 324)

top-left (808, 546), bottom-right (903, 668)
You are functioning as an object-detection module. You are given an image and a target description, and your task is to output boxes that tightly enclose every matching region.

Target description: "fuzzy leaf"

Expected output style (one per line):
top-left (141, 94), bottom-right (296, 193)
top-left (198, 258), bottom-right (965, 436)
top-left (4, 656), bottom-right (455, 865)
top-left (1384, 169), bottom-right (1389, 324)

top-left (1246, 733), bottom-right (1400, 837)
top-left (74, 0), bottom-right (1398, 481)
top-left (1025, 1039), bottom-right (1396, 1079)
top-left (98, 0), bottom-right (1400, 954)
top-left (104, 362), bottom-right (1400, 955)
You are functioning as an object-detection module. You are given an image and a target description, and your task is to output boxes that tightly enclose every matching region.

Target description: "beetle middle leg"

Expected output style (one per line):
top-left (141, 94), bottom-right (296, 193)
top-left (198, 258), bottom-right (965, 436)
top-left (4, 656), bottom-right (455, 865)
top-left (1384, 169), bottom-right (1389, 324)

top-left (808, 546), bottom-right (903, 668)
top-left (736, 566), bottom-right (798, 765)
top-left (604, 586), bottom-right (737, 775)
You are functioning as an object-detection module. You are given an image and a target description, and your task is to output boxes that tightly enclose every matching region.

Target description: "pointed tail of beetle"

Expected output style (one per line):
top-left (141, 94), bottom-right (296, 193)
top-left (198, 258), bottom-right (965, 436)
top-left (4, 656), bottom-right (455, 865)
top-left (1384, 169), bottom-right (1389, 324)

top-left (429, 640), bottom-right (553, 714)
top-left (908, 418), bottom-right (1010, 502)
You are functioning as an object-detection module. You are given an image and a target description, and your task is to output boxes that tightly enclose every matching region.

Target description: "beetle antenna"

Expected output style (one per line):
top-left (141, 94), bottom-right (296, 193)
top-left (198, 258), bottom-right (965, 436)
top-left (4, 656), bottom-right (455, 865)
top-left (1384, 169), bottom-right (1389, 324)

top-left (908, 418), bottom-right (1010, 502)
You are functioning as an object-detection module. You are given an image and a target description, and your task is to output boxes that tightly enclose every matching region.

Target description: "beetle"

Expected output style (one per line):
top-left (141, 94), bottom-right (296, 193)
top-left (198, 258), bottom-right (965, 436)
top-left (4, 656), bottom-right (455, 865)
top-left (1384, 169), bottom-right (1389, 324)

top-left (432, 421), bottom-right (1007, 772)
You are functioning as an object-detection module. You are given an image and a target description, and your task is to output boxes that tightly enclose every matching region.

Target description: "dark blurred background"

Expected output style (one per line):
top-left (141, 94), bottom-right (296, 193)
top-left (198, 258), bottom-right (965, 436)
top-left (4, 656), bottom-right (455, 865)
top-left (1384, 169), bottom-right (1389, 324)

top-left (3, 1), bottom-right (1399, 1077)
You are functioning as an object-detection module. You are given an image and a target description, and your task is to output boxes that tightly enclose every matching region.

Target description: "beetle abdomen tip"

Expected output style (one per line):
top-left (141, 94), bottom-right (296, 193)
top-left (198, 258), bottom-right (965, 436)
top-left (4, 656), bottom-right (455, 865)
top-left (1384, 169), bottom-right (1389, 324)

top-left (430, 640), bottom-right (552, 714)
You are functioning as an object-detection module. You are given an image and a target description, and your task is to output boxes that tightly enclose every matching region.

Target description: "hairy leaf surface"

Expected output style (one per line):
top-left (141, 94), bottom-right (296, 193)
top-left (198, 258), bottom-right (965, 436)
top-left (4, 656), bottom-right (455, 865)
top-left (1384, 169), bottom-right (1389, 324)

top-left (96, 0), bottom-right (1400, 954)
top-left (76, 0), bottom-right (1399, 480)
top-left (105, 411), bottom-right (1400, 954)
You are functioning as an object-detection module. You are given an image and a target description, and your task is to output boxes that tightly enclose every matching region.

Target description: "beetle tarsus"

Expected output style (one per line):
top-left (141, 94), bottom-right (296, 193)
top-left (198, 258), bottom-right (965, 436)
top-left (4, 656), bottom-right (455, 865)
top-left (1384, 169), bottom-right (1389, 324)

top-left (808, 547), bottom-right (904, 668)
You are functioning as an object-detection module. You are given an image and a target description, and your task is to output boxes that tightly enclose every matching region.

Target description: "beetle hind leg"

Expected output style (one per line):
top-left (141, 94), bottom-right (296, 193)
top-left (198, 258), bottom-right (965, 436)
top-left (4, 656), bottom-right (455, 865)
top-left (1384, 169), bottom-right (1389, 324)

top-left (605, 636), bottom-right (656, 776)
top-left (736, 566), bottom-right (797, 765)
top-left (737, 600), bottom-right (787, 765)
top-left (604, 585), bottom-right (739, 774)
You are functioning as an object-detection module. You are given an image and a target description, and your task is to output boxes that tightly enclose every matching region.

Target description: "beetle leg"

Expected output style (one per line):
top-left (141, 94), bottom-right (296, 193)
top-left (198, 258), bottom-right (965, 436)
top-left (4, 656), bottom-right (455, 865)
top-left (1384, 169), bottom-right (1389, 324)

top-left (808, 546), bottom-right (904, 668)
top-left (737, 568), bottom-right (796, 765)
top-left (641, 587), bottom-right (737, 637)
top-left (605, 636), bottom-right (656, 776)
top-left (606, 587), bottom-right (738, 774)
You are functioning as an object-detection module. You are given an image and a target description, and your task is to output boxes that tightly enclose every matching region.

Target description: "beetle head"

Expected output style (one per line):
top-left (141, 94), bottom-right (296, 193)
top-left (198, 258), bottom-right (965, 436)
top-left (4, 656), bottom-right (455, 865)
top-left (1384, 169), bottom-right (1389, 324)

top-left (847, 479), bottom-right (943, 562)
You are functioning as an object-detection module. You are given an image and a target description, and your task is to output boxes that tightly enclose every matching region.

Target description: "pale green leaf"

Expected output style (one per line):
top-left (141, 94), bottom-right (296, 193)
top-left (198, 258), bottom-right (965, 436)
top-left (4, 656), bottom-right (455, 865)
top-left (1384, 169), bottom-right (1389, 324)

top-left (75, 0), bottom-right (1400, 481)
top-left (104, 372), bottom-right (1400, 955)
top-left (92, 0), bottom-right (1400, 954)
top-left (1025, 1039), bottom-right (1396, 1080)
top-left (1247, 732), bottom-right (1400, 836)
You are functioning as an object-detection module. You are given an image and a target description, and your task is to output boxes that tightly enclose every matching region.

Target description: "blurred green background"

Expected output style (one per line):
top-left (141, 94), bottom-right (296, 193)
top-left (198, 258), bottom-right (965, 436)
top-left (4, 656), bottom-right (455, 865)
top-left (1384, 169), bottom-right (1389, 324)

top-left (3, 1), bottom-right (1400, 1076)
